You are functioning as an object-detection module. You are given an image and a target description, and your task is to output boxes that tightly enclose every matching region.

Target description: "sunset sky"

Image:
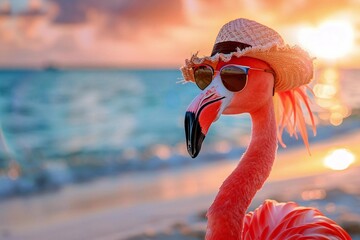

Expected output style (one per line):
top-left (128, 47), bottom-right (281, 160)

top-left (0, 0), bottom-right (359, 68)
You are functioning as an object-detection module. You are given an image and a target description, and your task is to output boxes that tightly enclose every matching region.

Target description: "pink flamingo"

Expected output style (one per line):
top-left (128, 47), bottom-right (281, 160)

top-left (182, 19), bottom-right (351, 240)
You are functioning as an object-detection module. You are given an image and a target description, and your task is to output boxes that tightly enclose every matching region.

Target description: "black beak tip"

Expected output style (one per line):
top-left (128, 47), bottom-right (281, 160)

top-left (187, 145), bottom-right (198, 158)
top-left (185, 111), bottom-right (205, 158)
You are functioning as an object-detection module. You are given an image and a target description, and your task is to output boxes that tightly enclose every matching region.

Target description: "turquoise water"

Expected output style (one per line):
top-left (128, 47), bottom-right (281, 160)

top-left (0, 70), bottom-right (187, 152)
top-left (0, 68), bottom-right (359, 197)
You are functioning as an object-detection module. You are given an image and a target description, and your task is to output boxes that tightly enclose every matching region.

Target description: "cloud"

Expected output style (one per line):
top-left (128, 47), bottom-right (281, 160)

top-left (261, 0), bottom-right (356, 24)
top-left (51, 0), bottom-right (87, 24)
top-left (51, 0), bottom-right (187, 39)
top-left (0, 0), bottom-right (359, 68)
top-left (185, 0), bottom-right (358, 27)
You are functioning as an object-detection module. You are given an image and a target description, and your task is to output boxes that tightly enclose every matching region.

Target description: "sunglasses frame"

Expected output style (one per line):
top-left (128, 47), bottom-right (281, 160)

top-left (193, 64), bottom-right (275, 92)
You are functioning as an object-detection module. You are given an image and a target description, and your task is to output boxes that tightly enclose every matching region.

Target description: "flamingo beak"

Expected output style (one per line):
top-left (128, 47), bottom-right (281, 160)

top-left (185, 85), bottom-right (232, 158)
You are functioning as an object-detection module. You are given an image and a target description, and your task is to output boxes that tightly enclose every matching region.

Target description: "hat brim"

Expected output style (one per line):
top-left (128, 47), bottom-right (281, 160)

top-left (181, 44), bottom-right (314, 92)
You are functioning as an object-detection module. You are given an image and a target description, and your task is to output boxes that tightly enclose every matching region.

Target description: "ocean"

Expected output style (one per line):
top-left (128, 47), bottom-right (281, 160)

top-left (0, 68), bottom-right (359, 198)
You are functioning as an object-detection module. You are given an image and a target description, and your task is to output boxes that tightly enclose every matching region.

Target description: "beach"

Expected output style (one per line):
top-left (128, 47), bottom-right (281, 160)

top-left (1, 128), bottom-right (359, 240)
top-left (1, 1), bottom-right (360, 239)
top-left (0, 69), bottom-right (359, 240)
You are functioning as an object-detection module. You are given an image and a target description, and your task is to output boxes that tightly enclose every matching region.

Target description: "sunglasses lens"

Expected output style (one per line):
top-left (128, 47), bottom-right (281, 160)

top-left (220, 66), bottom-right (247, 92)
top-left (194, 66), bottom-right (213, 90)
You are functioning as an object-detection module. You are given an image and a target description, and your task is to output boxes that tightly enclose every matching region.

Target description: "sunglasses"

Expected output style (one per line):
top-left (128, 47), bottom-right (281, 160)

top-left (193, 64), bottom-right (275, 92)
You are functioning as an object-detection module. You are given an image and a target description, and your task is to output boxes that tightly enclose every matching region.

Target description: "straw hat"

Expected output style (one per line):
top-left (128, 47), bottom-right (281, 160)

top-left (181, 18), bottom-right (314, 92)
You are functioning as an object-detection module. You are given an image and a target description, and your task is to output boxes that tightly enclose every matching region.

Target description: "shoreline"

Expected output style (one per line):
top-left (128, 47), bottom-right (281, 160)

top-left (1, 117), bottom-right (359, 200)
top-left (1, 129), bottom-right (360, 240)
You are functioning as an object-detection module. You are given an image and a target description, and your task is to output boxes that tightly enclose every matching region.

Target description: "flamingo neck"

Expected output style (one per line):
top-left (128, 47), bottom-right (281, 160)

top-left (206, 98), bottom-right (277, 240)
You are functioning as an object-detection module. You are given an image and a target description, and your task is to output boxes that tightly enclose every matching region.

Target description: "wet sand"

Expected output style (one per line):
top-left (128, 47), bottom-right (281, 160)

top-left (0, 130), bottom-right (360, 240)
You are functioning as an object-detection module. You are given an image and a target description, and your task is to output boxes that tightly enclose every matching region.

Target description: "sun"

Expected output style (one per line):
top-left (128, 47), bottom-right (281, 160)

top-left (298, 20), bottom-right (355, 60)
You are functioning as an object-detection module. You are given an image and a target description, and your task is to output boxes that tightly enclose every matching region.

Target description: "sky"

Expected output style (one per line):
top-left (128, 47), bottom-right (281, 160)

top-left (0, 0), bottom-right (359, 68)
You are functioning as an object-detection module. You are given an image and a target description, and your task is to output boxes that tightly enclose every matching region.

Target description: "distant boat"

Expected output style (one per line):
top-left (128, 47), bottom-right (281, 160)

top-left (43, 63), bottom-right (59, 72)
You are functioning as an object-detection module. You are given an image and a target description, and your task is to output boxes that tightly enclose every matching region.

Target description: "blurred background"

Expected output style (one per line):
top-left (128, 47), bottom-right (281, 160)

top-left (0, 0), bottom-right (359, 239)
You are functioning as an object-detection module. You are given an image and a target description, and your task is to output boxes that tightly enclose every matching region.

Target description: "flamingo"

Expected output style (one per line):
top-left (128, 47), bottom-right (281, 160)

top-left (184, 56), bottom-right (351, 239)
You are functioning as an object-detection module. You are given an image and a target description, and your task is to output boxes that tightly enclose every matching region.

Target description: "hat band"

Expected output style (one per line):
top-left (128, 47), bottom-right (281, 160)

top-left (211, 41), bottom-right (252, 56)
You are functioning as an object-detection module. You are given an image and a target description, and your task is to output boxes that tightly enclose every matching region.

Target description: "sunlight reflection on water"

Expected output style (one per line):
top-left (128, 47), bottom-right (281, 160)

top-left (314, 67), bottom-right (354, 126)
top-left (323, 148), bottom-right (356, 170)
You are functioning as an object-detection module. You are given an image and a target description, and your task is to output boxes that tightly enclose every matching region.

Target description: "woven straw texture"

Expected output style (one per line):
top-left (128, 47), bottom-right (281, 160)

top-left (180, 18), bottom-right (314, 92)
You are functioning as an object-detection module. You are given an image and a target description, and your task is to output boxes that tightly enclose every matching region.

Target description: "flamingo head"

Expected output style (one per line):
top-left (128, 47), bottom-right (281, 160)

top-left (185, 56), bottom-right (275, 158)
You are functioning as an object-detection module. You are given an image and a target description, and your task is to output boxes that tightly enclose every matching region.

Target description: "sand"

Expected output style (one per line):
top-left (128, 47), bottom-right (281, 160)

top-left (0, 130), bottom-right (360, 240)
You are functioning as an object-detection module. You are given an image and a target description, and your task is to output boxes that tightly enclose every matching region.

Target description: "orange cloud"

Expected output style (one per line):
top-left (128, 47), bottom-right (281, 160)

top-left (0, 0), bottom-right (359, 68)
top-left (51, 0), bottom-right (187, 39)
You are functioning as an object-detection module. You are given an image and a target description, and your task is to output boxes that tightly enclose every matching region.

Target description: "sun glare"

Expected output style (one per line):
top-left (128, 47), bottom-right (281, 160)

top-left (323, 148), bottom-right (355, 171)
top-left (298, 20), bottom-right (355, 60)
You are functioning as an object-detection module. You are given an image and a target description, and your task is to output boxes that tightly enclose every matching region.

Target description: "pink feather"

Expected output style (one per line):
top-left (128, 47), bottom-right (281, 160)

top-left (274, 86), bottom-right (316, 151)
